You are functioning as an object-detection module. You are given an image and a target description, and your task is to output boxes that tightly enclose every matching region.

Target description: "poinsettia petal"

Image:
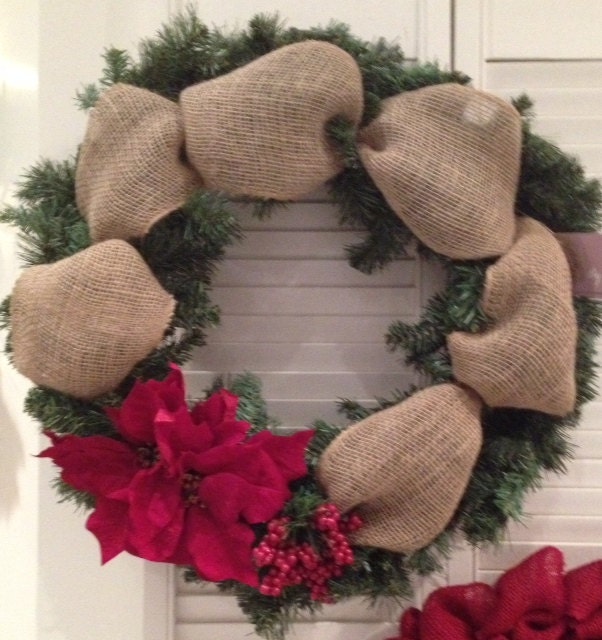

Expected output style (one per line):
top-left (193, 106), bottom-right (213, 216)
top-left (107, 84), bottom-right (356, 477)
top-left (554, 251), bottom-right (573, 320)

top-left (184, 446), bottom-right (289, 496)
top-left (191, 388), bottom-right (236, 424)
top-left (247, 429), bottom-right (314, 482)
top-left (39, 432), bottom-right (138, 497)
top-left (199, 472), bottom-right (289, 525)
top-left (126, 465), bottom-right (185, 561)
top-left (153, 406), bottom-right (212, 473)
top-left (190, 390), bottom-right (250, 445)
top-left (86, 497), bottom-right (130, 564)
top-left (162, 543), bottom-right (194, 568)
top-left (512, 616), bottom-right (567, 640)
top-left (182, 444), bottom-right (241, 474)
top-left (109, 366), bottom-right (186, 444)
top-left (183, 508), bottom-right (259, 586)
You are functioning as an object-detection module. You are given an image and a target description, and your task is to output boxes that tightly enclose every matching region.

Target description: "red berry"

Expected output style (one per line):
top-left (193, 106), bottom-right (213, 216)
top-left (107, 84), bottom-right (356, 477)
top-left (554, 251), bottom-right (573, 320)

top-left (267, 533), bottom-right (281, 546)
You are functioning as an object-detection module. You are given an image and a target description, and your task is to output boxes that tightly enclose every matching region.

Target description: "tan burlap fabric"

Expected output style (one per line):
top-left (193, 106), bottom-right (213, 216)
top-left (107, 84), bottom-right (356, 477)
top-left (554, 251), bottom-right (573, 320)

top-left (180, 41), bottom-right (364, 200)
top-left (448, 217), bottom-right (577, 416)
top-left (317, 384), bottom-right (482, 553)
top-left (358, 83), bottom-right (522, 259)
top-left (76, 83), bottom-right (201, 242)
top-left (10, 240), bottom-right (175, 399)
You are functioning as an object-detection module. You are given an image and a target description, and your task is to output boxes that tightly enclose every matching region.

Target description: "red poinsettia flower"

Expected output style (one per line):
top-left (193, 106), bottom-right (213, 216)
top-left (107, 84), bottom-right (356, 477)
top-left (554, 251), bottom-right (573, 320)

top-left (39, 365), bottom-right (314, 587)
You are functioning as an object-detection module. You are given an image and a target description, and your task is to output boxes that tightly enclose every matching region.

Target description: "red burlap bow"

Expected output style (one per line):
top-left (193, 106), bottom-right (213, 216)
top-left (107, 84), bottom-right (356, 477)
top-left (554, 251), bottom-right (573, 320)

top-left (389, 547), bottom-right (602, 640)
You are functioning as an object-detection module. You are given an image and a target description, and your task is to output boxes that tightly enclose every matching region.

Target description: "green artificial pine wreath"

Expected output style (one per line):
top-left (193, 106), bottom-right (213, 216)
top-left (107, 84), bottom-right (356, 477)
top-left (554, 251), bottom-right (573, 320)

top-left (2, 10), bottom-right (602, 640)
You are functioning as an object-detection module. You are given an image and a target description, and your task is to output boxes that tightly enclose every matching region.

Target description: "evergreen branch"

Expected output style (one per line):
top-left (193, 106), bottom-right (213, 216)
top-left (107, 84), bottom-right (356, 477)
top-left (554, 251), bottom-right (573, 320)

top-left (252, 198), bottom-right (288, 220)
top-left (128, 8), bottom-right (222, 98)
top-left (0, 295), bottom-right (11, 332)
top-left (331, 547), bottom-right (412, 602)
top-left (305, 421), bottom-right (344, 469)
top-left (329, 165), bottom-right (414, 274)
top-left (517, 127), bottom-right (602, 233)
top-left (326, 117), bottom-right (360, 169)
top-left (75, 83), bottom-right (102, 110)
top-left (574, 297), bottom-right (602, 407)
top-left (50, 477), bottom-right (96, 511)
top-left (243, 13), bottom-right (287, 56)
top-left (226, 582), bottom-right (318, 640)
top-left (2, 202), bottom-right (90, 266)
top-left (229, 371), bottom-right (280, 433)
top-left (136, 190), bottom-right (242, 291)
top-left (100, 47), bottom-right (134, 86)
top-left (336, 399), bottom-right (372, 423)
top-left (14, 157), bottom-right (77, 209)
top-left (336, 386), bottom-right (419, 423)
top-left (25, 387), bottom-right (116, 437)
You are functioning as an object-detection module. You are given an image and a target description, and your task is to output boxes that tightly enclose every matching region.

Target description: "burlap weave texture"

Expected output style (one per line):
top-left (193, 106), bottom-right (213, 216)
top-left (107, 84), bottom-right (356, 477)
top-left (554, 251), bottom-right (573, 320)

top-left (180, 40), bottom-right (364, 200)
top-left (358, 83), bottom-right (522, 259)
top-left (76, 83), bottom-right (201, 242)
top-left (10, 240), bottom-right (175, 399)
top-left (317, 384), bottom-right (482, 553)
top-left (448, 217), bottom-right (577, 416)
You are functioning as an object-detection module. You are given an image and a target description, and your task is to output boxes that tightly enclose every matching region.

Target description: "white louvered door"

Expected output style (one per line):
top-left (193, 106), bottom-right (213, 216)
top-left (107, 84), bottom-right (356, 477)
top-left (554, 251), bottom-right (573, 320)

top-left (451, 0), bottom-right (602, 585)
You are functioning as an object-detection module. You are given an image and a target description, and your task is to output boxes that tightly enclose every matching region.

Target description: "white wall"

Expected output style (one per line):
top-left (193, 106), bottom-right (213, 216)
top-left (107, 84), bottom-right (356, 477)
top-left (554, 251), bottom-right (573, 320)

top-left (1, 3), bottom-right (173, 639)
top-left (1, 3), bottom-right (42, 638)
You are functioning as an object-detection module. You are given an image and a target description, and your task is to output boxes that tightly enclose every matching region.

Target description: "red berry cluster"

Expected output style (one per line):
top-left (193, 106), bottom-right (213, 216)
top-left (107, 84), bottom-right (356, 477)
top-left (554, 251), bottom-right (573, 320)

top-left (253, 503), bottom-right (363, 602)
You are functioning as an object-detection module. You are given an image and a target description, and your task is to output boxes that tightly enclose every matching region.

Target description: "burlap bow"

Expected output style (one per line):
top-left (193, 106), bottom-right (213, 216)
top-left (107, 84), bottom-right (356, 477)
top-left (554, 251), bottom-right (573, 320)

top-left (10, 241), bottom-right (175, 399)
top-left (75, 41), bottom-right (522, 258)
top-left (448, 217), bottom-right (577, 416)
top-left (317, 384), bottom-right (483, 553)
top-left (76, 84), bottom-right (202, 243)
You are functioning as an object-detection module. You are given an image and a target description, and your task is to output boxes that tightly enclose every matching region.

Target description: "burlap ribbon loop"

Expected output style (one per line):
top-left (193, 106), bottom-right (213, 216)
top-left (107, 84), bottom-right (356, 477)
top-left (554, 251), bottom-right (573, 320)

top-left (448, 217), bottom-right (578, 416)
top-left (75, 53), bottom-right (522, 260)
top-left (359, 83), bottom-right (522, 260)
top-left (317, 384), bottom-right (483, 553)
top-left (10, 240), bottom-right (175, 399)
top-left (76, 83), bottom-right (201, 242)
top-left (180, 40), bottom-right (364, 200)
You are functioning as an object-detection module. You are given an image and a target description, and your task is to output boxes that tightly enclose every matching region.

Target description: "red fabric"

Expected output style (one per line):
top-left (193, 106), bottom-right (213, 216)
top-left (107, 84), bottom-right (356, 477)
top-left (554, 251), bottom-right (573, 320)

top-left (565, 560), bottom-right (602, 639)
top-left (389, 547), bottom-right (602, 640)
top-left (477, 547), bottom-right (566, 640)
top-left (423, 583), bottom-right (496, 639)
top-left (398, 608), bottom-right (421, 640)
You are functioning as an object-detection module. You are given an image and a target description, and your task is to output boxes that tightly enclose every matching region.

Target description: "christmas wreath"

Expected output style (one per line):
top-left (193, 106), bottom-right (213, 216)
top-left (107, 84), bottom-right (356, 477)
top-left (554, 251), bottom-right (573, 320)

top-left (1, 10), bottom-right (601, 640)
